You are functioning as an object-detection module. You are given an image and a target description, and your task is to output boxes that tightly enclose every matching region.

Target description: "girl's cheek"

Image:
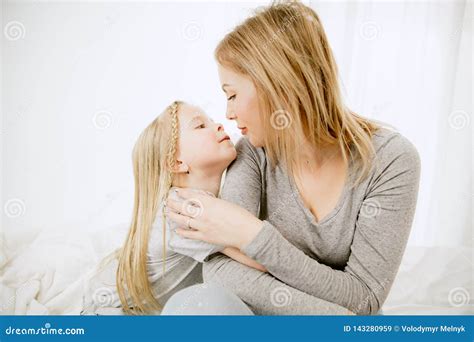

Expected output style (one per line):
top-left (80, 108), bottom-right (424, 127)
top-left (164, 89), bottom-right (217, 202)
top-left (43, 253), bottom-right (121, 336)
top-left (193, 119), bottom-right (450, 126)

top-left (205, 131), bottom-right (218, 146)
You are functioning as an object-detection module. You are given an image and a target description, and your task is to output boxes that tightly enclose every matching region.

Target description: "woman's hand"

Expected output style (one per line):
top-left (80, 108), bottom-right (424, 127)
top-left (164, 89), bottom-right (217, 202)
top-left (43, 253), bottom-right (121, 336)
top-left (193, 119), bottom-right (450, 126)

top-left (165, 188), bottom-right (263, 250)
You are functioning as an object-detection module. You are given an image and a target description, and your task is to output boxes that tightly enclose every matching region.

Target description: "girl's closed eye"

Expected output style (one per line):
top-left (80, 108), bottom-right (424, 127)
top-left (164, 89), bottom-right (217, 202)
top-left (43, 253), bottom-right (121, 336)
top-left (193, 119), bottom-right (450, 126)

top-left (196, 123), bottom-right (206, 129)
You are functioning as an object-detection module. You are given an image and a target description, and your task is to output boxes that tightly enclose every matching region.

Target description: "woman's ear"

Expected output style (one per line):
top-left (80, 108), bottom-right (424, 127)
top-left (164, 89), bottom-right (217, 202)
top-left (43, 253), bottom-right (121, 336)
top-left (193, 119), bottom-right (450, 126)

top-left (171, 160), bottom-right (190, 174)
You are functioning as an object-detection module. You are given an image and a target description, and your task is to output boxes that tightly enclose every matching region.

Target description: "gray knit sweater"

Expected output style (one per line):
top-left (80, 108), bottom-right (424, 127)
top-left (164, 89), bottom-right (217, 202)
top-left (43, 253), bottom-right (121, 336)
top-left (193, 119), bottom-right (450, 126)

top-left (203, 127), bottom-right (421, 315)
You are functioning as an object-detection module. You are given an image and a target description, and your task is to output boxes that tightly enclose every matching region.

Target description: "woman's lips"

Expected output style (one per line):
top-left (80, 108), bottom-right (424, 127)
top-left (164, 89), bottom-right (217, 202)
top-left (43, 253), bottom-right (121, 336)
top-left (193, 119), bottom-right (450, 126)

top-left (239, 127), bottom-right (248, 135)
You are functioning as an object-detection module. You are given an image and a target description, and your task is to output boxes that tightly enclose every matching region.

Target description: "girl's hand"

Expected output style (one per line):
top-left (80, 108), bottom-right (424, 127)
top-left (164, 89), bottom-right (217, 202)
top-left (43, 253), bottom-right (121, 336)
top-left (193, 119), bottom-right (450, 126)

top-left (165, 188), bottom-right (263, 250)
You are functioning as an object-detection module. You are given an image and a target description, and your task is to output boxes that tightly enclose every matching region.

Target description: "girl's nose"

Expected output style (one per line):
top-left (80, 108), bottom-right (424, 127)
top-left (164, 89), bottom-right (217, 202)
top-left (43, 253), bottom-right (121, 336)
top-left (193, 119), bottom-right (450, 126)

top-left (226, 108), bottom-right (236, 120)
top-left (216, 122), bottom-right (224, 131)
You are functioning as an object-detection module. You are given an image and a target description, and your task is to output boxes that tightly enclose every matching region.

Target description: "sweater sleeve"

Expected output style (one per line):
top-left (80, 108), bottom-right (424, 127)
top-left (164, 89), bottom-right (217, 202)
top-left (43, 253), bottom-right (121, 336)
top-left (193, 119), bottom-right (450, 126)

top-left (203, 254), bottom-right (352, 315)
top-left (211, 137), bottom-right (353, 314)
top-left (220, 137), bottom-right (263, 216)
top-left (239, 133), bottom-right (421, 314)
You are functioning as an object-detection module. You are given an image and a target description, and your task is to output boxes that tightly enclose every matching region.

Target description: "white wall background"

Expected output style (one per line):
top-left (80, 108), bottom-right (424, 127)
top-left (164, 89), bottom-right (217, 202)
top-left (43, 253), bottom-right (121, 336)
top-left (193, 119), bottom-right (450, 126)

top-left (2, 0), bottom-right (472, 252)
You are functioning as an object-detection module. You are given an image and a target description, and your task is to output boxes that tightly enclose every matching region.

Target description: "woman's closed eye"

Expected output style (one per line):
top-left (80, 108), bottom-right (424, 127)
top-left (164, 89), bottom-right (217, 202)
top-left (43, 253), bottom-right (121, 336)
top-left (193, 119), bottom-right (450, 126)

top-left (227, 94), bottom-right (236, 101)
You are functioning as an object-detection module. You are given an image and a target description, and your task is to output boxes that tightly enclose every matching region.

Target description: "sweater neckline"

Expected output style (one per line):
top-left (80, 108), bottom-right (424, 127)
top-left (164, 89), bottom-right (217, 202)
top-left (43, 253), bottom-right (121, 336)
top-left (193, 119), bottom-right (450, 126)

top-left (287, 149), bottom-right (355, 226)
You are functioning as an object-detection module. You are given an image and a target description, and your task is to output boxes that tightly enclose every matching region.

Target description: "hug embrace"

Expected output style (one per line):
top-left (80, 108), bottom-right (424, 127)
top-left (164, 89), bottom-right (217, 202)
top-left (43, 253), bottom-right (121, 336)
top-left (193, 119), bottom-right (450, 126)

top-left (81, 1), bottom-right (421, 316)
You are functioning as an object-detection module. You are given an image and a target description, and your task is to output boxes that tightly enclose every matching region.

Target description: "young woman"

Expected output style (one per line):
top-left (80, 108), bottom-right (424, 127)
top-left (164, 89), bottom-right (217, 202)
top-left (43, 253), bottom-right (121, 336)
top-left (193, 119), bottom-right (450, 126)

top-left (164, 1), bottom-right (421, 315)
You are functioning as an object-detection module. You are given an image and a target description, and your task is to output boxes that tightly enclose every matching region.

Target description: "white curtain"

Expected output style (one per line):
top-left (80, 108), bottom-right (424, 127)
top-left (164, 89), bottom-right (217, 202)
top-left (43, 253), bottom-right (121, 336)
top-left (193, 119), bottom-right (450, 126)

top-left (310, 0), bottom-right (472, 314)
top-left (311, 0), bottom-right (472, 248)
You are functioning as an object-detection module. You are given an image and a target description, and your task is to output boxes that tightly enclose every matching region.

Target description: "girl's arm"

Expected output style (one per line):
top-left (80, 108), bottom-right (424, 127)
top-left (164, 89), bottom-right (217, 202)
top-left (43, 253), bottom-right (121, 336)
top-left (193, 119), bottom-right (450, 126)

top-left (221, 247), bottom-right (267, 272)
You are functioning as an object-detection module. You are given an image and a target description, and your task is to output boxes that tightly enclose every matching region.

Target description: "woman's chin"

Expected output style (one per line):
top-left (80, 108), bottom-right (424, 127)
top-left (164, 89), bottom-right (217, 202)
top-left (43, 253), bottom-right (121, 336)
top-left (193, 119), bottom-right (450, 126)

top-left (247, 135), bottom-right (264, 148)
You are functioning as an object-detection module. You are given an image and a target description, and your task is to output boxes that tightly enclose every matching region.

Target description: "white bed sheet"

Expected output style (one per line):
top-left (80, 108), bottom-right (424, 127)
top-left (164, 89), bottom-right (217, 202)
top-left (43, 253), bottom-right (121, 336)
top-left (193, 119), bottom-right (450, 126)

top-left (1, 226), bottom-right (472, 315)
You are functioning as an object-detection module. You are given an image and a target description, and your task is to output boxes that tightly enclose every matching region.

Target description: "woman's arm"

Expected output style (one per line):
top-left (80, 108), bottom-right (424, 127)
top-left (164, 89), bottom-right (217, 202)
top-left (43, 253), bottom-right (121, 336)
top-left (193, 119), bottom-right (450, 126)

top-left (232, 133), bottom-right (421, 315)
top-left (203, 253), bottom-right (354, 315)
top-left (206, 137), bottom-right (350, 315)
top-left (207, 134), bottom-right (420, 315)
top-left (221, 247), bottom-right (267, 272)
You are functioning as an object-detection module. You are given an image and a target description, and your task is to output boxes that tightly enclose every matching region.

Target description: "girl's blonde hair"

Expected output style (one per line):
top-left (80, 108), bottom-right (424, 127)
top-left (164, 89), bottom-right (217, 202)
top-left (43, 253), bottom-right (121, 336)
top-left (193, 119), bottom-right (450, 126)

top-left (115, 100), bottom-right (182, 314)
top-left (215, 1), bottom-right (380, 187)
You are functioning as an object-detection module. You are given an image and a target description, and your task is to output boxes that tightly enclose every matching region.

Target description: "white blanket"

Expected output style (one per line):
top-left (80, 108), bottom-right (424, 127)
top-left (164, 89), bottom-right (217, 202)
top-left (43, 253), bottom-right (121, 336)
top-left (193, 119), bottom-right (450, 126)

top-left (1, 225), bottom-right (472, 315)
top-left (0, 224), bottom-right (128, 315)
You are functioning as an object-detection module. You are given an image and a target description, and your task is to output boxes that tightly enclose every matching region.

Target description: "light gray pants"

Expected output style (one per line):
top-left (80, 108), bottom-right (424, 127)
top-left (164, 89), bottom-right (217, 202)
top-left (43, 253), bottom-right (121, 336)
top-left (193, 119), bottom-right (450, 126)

top-left (161, 255), bottom-right (386, 315)
top-left (161, 282), bottom-right (254, 315)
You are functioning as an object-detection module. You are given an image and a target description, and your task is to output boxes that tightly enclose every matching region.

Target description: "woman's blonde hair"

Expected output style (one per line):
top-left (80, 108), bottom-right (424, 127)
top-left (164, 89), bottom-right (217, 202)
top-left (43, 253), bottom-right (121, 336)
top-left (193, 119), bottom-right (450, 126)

top-left (115, 100), bottom-right (182, 314)
top-left (215, 0), bottom-right (380, 187)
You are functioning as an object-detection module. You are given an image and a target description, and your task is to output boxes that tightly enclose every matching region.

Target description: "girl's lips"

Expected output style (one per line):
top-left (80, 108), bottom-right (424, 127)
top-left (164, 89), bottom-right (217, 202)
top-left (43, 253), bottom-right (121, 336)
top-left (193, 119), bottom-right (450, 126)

top-left (218, 135), bottom-right (230, 143)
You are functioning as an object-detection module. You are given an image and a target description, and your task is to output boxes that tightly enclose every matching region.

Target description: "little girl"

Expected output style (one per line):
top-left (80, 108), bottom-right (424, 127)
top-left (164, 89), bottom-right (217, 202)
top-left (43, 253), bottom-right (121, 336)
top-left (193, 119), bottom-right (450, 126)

top-left (81, 100), bottom-right (266, 315)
